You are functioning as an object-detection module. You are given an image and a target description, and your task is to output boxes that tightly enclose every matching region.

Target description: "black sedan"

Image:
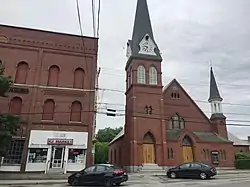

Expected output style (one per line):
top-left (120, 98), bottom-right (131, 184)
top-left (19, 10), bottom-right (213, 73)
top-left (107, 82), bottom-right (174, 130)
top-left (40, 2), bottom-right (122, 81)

top-left (166, 162), bottom-right (217, 180)
top-left (68, 164), bottom-right (128, 186)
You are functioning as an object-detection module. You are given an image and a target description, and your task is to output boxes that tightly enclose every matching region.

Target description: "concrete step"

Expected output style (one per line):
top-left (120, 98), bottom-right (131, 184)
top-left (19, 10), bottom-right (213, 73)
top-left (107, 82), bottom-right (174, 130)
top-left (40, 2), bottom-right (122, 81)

top-left (140, 164), bottom-right (165, 173)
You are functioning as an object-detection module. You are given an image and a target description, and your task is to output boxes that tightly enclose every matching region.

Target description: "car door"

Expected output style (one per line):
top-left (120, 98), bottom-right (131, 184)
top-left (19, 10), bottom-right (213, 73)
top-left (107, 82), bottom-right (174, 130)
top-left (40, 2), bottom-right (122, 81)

top-left (178, 163), bottom-right (191, 178)
top-left (93, 165), bottom-right (108, 185)
top-left (78, 166), bottom-right (96, 185)
top-left (189, 163), bottom-right (202, 177)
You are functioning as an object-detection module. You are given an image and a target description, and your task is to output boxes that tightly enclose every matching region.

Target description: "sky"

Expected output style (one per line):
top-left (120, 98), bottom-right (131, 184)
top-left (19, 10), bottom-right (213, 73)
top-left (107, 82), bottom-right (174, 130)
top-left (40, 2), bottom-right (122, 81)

top-left (1, 0), bottom-right (250, 139)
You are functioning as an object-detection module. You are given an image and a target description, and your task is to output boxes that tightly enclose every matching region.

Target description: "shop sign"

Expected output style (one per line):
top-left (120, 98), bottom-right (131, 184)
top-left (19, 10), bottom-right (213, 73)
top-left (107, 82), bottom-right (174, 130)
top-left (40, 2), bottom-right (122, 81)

top-left (47, 138), bottom-right (73, 145)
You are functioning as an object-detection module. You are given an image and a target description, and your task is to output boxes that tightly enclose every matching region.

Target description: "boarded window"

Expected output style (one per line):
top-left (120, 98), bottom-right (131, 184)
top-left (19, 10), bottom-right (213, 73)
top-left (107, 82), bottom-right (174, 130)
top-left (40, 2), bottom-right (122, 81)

top-left (47, 65), bottom-right (60, 86)
top-left (9, 97), bottom-right (22, 115)
top-left (73, 68), bottom-right (85, 89)
top-left (70, 101), bottom-right (82, 122)
top-left (15, 62), bottom-right (29, 84)
top-left (42, 99), bottom-right (55, 120)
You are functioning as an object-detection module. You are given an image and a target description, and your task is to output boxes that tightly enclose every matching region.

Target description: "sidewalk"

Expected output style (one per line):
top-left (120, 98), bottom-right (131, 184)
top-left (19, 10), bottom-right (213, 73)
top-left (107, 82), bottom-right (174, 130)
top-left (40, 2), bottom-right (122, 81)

top-left (0, 180), bottom-right (67, 186)
top-left (0, 170), bottom-right (249, 185)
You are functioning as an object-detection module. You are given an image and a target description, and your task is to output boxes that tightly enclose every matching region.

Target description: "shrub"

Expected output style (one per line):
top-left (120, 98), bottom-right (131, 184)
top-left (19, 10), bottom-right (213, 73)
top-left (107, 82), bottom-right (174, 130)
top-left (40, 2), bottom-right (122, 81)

top-left (235, 152), bottom-right (250, 160)
top-left (235, 159), bottom-right (250, 169)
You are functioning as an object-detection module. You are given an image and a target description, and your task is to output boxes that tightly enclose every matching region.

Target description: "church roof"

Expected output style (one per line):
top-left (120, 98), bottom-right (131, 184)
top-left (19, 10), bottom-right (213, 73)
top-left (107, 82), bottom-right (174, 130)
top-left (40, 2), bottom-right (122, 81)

top-left (129, 0), bottom-right (162, 61)
top-left (109, 128), bottom-right (246, 145)
top-left (166, 129), bottom-right (231, 143)
top-left (227, 131), bottom-right (250, 146)
top-left (208, 67), bottom-right (223, 102)
top-left (108, 127), bottom-right (124, 145)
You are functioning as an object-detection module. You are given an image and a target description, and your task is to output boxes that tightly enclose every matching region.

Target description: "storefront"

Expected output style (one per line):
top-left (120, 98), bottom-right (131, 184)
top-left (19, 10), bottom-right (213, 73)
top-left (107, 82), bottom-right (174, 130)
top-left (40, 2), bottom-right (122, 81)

top-left (26, 130), bottom-right (88, 173)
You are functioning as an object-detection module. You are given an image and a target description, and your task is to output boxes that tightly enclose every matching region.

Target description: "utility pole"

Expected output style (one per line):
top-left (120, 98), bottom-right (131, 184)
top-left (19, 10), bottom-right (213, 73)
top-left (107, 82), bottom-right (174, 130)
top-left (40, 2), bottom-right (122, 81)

top-left (92, 67), bottom-right (101, 164)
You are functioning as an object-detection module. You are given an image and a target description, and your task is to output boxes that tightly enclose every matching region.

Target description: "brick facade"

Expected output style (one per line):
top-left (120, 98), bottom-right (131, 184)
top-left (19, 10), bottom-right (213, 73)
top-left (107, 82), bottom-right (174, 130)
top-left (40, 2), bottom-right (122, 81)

top-left (108, 0), bottom-right (236, 172)
top-left (0, 24), bottom-right (98, 172)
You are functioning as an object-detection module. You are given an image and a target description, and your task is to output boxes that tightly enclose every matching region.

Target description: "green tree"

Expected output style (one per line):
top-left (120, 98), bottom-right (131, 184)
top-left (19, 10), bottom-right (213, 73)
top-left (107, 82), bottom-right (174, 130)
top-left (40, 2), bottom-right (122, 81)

top-left (235, 152), bottom-right (250, 160)
top-left (94, 142), bottom-right (109, 164)
top-left (94, 127), bottom-right (122, 164)
top-left (0, 64), bottom-right (22, 157)
top-left (96, 127), bottom-right (123, 143)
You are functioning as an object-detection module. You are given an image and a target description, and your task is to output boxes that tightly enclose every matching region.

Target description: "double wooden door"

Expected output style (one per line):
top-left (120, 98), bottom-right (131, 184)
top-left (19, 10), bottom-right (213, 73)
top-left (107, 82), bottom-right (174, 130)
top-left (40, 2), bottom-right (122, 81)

top-left (143, 144), bottom-right (155, 163)
top-left (182, 146), bottom-right (194, 163)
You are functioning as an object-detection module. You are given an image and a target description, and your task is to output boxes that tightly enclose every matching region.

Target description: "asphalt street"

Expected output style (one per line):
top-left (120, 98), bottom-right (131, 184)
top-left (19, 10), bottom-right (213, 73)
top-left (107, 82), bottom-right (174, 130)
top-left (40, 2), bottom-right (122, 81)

top-left (1, 173), bottom-right (250, 187)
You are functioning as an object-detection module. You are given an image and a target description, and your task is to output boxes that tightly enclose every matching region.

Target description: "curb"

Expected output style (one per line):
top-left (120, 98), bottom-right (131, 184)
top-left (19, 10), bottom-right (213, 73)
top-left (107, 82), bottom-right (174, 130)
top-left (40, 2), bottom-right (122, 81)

top-left (0, 181), bottom-right (67, 186)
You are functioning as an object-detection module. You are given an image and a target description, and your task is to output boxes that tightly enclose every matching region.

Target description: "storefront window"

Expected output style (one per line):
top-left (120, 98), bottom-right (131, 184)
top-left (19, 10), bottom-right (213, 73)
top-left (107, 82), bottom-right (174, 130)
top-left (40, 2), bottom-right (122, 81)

top-left (68, 149), bottom-right (85, 164)
top-left (28, 148), bottom-right (48, 163)
top-left (3, 139), bottom-right (25, 165)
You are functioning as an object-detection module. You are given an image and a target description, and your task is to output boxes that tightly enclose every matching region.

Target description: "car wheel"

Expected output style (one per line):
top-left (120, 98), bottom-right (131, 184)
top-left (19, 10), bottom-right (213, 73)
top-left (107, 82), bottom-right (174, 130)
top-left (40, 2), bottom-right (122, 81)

top-left (200, 172), bottom-right (207, 180)
top-left (170, 172), bottom-right (177, 179)
top-left (104, 178), bottom-right (113, 187)
top-left (71, 179), bottom-right (78, 186)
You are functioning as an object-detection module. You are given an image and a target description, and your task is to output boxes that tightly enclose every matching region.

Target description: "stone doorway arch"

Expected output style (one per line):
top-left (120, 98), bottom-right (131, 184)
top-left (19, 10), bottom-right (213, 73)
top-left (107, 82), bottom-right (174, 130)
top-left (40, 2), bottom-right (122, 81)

top-left (182, 135), bottom-right (194, 163)
top-left (142, 132), bottom-right (156, 164)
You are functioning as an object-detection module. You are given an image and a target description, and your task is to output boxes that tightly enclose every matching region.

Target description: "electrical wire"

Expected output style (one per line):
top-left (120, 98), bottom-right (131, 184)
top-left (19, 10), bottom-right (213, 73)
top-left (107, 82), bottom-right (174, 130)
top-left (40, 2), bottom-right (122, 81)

top-left (91, 0), bottom-right (96, 37)
top-left (4, 108), bottom-right (250, 126)
top-left (99, 66), bottom-right (250, 89)
top-left (111, 109), bottom-right (250, 127)
top-left (96, 0), bottom-right (101, 38)
top-left (104, 110), bottom-right (250, 127)
top-left (97, 87), bottom-right (250, 107)
top-left (5, 98), bottom-right (250, 117)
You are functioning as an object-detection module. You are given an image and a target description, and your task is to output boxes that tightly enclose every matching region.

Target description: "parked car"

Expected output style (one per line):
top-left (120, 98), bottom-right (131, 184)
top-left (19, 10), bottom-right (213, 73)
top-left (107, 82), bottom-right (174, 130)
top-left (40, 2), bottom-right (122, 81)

top-left (166, 162), bottom-right (217, 180)
top-left (68, 164), bottom-right (128, 186)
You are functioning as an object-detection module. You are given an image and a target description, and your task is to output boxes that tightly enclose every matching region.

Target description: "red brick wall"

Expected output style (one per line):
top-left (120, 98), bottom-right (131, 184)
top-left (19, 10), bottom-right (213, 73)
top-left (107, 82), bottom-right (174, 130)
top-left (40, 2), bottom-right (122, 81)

top-left (0, 25), bottom-right (98, 169)
top-left (163, 80), bottom-right (212, 133)
top-left (234, 145), bottom-right (250, 154)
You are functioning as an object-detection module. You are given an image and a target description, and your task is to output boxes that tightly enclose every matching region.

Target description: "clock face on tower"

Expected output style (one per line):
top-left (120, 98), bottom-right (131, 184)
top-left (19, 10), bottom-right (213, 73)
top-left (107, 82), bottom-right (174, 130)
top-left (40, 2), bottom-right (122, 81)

top-left (139, 34), bottom-right (157, 56)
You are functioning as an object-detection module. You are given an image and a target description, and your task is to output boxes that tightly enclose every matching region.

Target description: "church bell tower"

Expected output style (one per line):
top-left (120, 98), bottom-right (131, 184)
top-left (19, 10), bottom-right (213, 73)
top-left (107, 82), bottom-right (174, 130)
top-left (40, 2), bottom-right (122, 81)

top-left (208, 67), bottom-right (228, 139)
top-left (124, 0), bottom-right (166, 172)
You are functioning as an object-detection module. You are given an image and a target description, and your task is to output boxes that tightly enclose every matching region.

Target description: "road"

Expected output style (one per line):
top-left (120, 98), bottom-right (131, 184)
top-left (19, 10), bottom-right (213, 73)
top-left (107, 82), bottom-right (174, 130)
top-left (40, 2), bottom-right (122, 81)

top-left (1, 173), bottom-right (250, 187)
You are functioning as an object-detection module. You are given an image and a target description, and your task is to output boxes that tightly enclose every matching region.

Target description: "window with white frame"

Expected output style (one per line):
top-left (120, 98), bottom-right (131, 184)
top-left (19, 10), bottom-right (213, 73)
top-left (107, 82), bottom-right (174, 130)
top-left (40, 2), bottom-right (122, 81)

top-left (28, 148), bottom-right (48, 163)
top-left (149, 66), bottom-right (157, 85)
top-left (68, 149), bottom-right (85, 164)
top-left (137, 65), bottom-right (146, 84)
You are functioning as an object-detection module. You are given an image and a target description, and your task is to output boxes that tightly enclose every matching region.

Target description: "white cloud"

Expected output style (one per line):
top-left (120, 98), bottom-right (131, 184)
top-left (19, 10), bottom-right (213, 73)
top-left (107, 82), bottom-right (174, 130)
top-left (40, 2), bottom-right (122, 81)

top-left (1, 0), bottom-right (250, 139)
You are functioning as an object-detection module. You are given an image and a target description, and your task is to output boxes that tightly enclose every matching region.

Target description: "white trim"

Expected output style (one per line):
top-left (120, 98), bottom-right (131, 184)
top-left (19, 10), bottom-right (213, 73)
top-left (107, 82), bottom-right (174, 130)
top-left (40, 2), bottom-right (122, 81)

top-left (69, 121), bottom-right (82, 124)
top-left (149, 66), bottom-right (157, 85)
top-left (137, 65), bottom-right (146, 84)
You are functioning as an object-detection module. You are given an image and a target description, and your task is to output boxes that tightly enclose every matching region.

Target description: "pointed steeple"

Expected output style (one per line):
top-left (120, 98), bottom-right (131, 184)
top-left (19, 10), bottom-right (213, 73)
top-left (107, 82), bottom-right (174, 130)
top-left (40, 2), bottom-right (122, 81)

top-left (127, 0), bottom-right (162, 61)
top-left (208, 67), bottom-right (223, 102)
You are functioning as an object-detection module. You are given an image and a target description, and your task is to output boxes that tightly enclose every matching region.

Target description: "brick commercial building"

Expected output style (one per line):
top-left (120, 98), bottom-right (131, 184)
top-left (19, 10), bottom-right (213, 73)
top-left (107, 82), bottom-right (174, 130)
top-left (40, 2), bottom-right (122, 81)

top-left (0, 25), bottom-right (98, 172)
top-left (109, 0), bottom-right (248, 172)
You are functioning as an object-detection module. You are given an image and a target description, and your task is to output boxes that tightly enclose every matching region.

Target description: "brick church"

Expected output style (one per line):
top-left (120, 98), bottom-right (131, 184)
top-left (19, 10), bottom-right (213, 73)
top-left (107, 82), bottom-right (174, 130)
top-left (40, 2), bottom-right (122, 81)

top-left (108, 0), bottom-right (236, 172)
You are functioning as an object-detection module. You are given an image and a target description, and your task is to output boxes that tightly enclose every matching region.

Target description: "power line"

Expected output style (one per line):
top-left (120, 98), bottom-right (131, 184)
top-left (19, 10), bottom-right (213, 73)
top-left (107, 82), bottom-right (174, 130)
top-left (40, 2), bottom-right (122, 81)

top-left (97, 87), bottom-right (250, 107)
top-left (103, 110), bottom-right (250, 127)
top-left (99, 66), bottom-right (250, 89)
top-left (91, 0), bottom-right (96, 37)
top-left (96, 0), bottom-right (101, 37)
top-left (6, 98), bottom-right (250, 116)
top-left (76, 0), bottom-right (84, 38)
top-left (3, 109), bottom-right (250, 127)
